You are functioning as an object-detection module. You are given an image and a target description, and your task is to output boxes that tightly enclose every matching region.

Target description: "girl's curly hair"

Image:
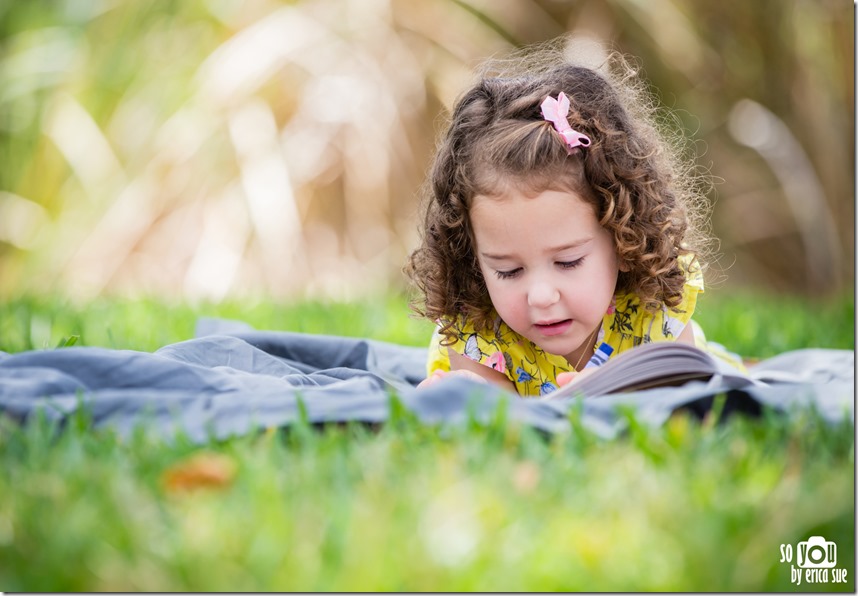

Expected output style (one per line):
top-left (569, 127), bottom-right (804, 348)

top-left (406, 44), bottom-right (713, 343)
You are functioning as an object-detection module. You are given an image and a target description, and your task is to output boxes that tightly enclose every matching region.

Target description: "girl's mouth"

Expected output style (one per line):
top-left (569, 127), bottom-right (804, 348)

top-left (533, 319), bottom-right (572, 336)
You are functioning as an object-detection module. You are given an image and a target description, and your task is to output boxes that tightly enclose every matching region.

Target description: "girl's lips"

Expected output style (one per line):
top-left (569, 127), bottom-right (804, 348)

top-left (533, 319), bottom-right (572, 336)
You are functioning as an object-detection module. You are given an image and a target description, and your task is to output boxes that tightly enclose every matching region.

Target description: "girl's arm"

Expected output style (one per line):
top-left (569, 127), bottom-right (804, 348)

top-left (436, 347), bottom-right (516, 392)
top-left (677, 319), bottom-right (696, 345)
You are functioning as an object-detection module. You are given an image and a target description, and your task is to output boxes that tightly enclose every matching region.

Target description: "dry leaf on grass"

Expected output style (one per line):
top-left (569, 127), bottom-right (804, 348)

top-left (161, 452), bottom-right (237, 493)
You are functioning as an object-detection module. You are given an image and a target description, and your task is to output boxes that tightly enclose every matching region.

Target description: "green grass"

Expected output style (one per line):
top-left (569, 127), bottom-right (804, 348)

top-left (0, 291), bottom-right (852, 356)
top-left (0, 291), bottom-right (854, 591)
top-left (694, 291), bottom-right (855, 358)
top-left (0, 292), bottom-right (437, 353)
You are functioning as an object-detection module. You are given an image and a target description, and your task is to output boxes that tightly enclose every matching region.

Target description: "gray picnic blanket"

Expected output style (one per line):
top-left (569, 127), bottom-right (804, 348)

top-left (0, 317), bottom-right (853, 443)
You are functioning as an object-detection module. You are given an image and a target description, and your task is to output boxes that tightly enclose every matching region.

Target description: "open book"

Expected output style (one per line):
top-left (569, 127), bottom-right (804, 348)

top-left (545, 341), bottom-right (757, 399)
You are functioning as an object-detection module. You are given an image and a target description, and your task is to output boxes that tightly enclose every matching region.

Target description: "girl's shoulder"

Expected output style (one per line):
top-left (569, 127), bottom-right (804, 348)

top-left (680, 253), bottom-right (705, 292)
top-left (603, 254), bottom-right (705, 348)
top-left (428, 312), bottom-right (527, 367)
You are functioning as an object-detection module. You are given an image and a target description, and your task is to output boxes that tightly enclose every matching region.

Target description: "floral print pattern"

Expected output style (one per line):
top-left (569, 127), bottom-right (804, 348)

top-left (427, 256), bottom-right (708, 397)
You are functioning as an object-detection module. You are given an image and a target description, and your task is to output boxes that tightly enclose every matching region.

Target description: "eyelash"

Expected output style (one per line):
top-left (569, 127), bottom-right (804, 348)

top-left (558, 258), bottom-right (584, 270)
top-left (495, 268), bottom-right (521, 280)
top-left (494, 258), bottom-right (584, 280)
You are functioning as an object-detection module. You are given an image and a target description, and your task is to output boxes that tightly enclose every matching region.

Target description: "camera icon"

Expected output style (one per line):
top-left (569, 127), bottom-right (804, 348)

top-left (797, 536), bottom-right (837, 568)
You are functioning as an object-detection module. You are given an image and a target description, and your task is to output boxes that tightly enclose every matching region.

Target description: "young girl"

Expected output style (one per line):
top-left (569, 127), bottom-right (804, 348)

top-left (407, 46), bottom-right (731, 397)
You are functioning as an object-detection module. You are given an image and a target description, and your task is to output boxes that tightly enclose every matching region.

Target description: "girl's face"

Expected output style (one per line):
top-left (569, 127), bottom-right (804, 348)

top-left (470, 188), bottom-right (620, 363)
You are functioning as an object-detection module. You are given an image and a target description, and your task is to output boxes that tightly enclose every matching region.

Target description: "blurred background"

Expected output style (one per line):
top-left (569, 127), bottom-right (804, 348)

top-left (0, 0), bottom-right (853, 303)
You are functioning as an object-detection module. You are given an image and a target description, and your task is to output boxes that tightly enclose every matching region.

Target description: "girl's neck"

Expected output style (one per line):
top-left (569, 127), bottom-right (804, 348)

top-left (567, 324), bottom-right (600, 371)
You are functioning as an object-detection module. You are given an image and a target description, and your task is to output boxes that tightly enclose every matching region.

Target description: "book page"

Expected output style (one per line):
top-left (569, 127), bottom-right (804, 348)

top-left (546, 341), bottom-right (754, 399)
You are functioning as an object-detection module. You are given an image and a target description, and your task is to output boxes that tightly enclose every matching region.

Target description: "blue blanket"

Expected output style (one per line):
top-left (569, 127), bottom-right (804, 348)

top-left (0, 318), bottom-right (853, 443)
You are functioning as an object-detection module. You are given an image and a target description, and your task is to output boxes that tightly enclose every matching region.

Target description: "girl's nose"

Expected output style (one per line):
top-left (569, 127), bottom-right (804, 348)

top-left (527, 279), bottom-right (560, 308)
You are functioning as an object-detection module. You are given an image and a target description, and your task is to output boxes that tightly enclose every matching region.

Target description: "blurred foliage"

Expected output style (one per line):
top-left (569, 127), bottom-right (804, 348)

top-left (0, 292), bottom-right (437, 353)
top-left (1, 290), bottom-right (852, 356)
top-left (0, 0), bottom-right (853, 301)
top-left (0, 382), bottom-right (853, 591)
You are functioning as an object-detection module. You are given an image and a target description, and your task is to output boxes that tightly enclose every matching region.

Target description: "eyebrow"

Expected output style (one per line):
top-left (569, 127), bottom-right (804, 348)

top-left (480, 239), bottom-right (592, 261)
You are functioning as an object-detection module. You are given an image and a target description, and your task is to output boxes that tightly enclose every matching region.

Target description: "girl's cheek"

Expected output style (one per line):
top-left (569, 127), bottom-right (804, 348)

top-left (498, 294), bottom-right (529, 324)
top-left (484, 285), bottom-right (518, 320)
top-left (488, 282), bottom-right (520, 308)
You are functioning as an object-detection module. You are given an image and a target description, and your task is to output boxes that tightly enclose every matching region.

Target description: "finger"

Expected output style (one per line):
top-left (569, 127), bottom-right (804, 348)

top-left (418, 370), bottom-right (447, 388)
top-left (556, 371), bottom-right (578, 387)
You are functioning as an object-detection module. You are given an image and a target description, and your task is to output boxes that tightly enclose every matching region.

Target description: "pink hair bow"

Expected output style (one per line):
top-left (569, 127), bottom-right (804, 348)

top-left (540, 92), bottom-right (591, 151)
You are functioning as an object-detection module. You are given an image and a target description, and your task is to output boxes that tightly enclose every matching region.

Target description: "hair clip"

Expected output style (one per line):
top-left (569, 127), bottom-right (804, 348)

top-left (540, 92), bottom-right (591, 152)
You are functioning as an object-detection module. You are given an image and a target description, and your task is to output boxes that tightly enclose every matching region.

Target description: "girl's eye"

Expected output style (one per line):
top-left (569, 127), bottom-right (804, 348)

top-left (557, 258), bottom-right (584, 270)
top-left (495, 268), bottom-right (522, 280)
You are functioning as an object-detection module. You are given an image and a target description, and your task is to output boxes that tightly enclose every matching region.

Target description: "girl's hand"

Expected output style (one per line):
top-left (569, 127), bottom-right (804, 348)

top-left (418, 369), bottom-right (489, 389)
top-left (556, 367), bottom-right (599, 387)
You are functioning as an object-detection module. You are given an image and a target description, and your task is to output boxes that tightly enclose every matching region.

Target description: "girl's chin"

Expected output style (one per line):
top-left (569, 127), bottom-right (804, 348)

top-left (527, 335), bottom-right (582, 358)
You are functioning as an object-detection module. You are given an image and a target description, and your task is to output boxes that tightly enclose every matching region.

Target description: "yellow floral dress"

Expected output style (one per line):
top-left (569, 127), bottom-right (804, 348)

top-left (426, 260), bottom-right (737, 397)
